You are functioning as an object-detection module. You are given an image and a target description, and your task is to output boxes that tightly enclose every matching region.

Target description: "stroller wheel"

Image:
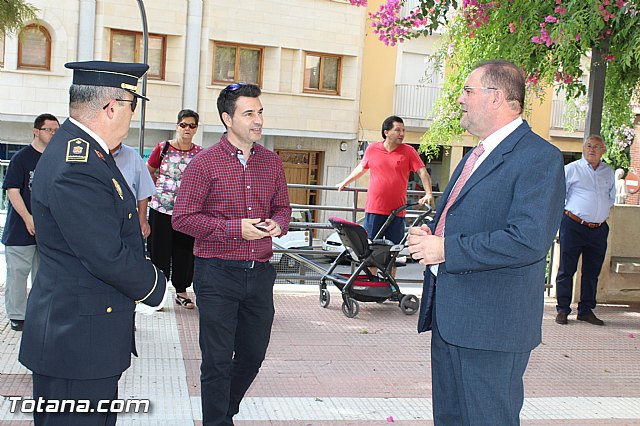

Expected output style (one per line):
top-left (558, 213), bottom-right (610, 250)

top-left (319, 289), bottom-right (331, 308)
top-left (400, 294), bottom-right (419, 315)
top-left (341, 298), bottom-right (360, 318)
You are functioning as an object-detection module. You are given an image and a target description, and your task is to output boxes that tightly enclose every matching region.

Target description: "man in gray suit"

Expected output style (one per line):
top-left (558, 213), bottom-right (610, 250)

top-left (408, 60), bottom-right (565, 425)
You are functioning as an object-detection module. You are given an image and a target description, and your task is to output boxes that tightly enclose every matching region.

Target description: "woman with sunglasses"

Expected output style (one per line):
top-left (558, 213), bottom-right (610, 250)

top-left (146, 109), bottom-right (203, 309)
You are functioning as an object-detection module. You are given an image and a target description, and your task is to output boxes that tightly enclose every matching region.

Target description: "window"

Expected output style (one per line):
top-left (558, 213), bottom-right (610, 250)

top-left (18, 25), bottom-right (51, 70)
top-left (304, 52), bottom-right (341, 95)
top-left (110, 30), bottom-right (166, 80)
top-left (0, 32), bottom-right (4, 67)
top-left (212, 42), bottom-right (262, 85)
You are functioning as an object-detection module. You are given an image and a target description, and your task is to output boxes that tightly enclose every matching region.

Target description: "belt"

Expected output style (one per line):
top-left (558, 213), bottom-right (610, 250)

top-left (564, 210), bottom-right (604, 229)
top-left (208, 258), bottom-right (268, 269)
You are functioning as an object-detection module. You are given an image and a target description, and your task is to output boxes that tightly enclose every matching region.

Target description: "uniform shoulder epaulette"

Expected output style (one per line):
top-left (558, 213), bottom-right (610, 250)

top-left (66, 138), bottom-right (89, 163)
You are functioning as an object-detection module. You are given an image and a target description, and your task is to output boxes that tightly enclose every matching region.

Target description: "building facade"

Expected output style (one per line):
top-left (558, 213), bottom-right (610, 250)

top-left (0, 0), bottom-right (367, 210)
top-left (356, 0), bottom-right (587, 194)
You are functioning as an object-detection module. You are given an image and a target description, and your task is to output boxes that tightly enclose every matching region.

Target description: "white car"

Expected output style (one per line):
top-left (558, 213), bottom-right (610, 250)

top-left (271, 209), bottom-right (313, 265)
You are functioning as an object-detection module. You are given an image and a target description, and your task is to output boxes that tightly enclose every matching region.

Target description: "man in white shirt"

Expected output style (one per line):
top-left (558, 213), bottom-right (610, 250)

top-left (555, 135), bottom-right (615, 326)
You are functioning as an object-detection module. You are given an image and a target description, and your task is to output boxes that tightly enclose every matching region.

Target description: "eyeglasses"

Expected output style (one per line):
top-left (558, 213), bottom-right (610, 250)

top-left (462, 86), bottom-right (498, 95)
top-left (177, 122), bottom-right (198, 129)
top-left (585, 144), bottom-right (605, 151)
top-left (102, 97), bottom-right (138, 112)
top-left (38, 128), bottom-right (58, 134)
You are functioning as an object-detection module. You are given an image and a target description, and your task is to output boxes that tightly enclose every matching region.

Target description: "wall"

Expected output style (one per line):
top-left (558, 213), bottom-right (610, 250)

top-left (597, 205), bottom-right (640, 303)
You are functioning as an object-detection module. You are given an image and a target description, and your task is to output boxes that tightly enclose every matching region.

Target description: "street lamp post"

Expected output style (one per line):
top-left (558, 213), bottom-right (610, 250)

top-left (135, 0), bottom-right (149, 156)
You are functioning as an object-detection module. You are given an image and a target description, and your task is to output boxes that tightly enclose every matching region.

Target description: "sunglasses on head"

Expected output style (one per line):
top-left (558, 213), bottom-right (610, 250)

top-left (177, 122), bottom-right (198, 129)
top-left (225, 83), bottom-right (246, 92)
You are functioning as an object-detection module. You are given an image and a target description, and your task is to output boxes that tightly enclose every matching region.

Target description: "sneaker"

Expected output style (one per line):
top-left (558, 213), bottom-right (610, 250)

top-left (577, 311), bottom-right (604, 326)
top-left (555, 312), bottom-right (568, 325)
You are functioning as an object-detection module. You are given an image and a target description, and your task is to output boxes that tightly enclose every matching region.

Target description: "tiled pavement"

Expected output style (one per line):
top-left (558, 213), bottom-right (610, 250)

top-left (1, 268), bottom-right (640, 425)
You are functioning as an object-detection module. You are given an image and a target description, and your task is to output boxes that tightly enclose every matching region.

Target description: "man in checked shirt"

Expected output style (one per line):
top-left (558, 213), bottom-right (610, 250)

top-left (172, 83), bottom-right (291, 426)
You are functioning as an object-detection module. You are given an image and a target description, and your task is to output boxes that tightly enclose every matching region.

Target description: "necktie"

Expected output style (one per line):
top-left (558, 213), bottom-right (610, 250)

top-left (435, 143), bottom-right (485, 237)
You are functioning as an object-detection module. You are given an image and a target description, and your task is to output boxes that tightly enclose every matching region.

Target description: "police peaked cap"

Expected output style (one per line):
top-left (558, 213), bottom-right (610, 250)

top-left (65, 60), bottom-right (150, 101)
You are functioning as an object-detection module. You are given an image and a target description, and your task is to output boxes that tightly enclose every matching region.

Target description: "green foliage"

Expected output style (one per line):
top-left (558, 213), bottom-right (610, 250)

top-left (369, 0), bottom-right (640, 161)
top-left (600, 60), bottom-right (639, 170)
top-left (0, 0), bottom-right (37, 34)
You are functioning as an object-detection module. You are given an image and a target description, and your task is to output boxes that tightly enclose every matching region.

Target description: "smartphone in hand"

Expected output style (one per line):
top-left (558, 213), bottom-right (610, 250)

top-left (254, 222), bottom-right (269, 232)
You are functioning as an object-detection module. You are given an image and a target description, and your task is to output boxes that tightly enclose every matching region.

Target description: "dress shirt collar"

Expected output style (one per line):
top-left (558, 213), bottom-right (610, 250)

top-left (219, 133), bottom-right (256, 157)
top-left (69, 117), bottom-right (110, 154)
top-left (480, 116), bottom-right (523, 156)
top-left (579, 156), bottom-right (604, 171)
top-left (471, 117), bottom-right (522, 171)
top-left (112, 144), bottom-right (123, 158)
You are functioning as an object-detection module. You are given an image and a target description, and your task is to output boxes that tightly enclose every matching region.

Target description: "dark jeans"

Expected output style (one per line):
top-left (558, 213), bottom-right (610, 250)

top-left (148, 208), bottom-right (195, 293)
top-left (555, 215), bottom-right (609, 316)
top-left (193, 257), bottom-right (276, 426)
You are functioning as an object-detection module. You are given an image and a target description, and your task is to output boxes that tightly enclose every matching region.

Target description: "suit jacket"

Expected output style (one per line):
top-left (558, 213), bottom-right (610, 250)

top-left (418, 121), bottom-right (565, 353)
top-left (19, 119), bottom-right (166, 380)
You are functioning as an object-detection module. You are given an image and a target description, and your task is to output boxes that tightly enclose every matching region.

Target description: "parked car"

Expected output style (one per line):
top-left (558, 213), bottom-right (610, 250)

top-left (271, 209), bottom-right (313, 268)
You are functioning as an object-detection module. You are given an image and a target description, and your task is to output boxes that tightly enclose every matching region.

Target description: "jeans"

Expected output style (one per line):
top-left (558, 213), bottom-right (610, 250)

top-left (193, 257), bottom-right (276, 426)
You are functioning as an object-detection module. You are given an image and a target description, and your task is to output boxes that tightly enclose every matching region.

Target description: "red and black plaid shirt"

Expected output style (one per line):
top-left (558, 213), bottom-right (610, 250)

top-left (172, 134), bottom-right (291, 262)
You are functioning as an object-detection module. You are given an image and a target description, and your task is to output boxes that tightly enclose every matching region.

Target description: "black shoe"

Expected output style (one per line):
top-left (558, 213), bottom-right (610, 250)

top-left (10, 319), bottom-right (24, 331)
top-left (577, 311), bottom-right (604, 326)
top-left (555, 312), bottom-right (568, 325)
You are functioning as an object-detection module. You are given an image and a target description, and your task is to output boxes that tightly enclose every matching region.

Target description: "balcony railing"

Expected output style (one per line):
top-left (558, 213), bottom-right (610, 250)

top-left (394, 83), bottom-right (443, 122)
top-left (402, 0), bottom-right (421, 15)
top-left (550, 98), bottom-right (586, 133)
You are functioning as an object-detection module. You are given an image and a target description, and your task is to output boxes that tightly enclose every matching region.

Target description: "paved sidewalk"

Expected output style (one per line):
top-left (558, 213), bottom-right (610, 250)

top-left (0, 257), bottom-right (639, 425)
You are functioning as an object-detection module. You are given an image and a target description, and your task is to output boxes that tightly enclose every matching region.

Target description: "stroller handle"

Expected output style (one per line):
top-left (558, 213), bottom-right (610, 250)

top-left (373, 203), bottom-right (432, 240)
top-left (390, 202), bottom-right (431, 217)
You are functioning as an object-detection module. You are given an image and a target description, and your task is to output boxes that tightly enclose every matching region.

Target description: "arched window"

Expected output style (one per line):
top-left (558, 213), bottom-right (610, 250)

top-left (18, 24), bottom-right (51, 70)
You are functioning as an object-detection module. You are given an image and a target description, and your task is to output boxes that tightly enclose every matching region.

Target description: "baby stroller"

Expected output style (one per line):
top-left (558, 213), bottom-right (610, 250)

top-left (320, 203), bottom-right (432, 318)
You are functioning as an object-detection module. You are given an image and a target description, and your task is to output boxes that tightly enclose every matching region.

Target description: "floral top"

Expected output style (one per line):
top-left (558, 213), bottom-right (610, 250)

top-left (147, 141), bottom-right (202, 215)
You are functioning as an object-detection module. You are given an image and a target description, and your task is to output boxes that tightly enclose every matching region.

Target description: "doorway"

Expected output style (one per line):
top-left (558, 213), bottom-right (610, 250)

top-left (276, 149), bottom-right (323, 220)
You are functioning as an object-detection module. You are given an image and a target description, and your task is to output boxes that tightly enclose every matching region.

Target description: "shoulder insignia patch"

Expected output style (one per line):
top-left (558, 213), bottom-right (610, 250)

top-left (66, 138), bottom-right (89, 163)
top-left (94, 149), bottom-right (105, 161)
top-left (112, 178), bottom-right (124, 200)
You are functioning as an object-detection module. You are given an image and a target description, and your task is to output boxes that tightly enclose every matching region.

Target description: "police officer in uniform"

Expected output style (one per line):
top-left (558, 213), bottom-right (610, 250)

top-left (18, 61), bottom-right (167, 426)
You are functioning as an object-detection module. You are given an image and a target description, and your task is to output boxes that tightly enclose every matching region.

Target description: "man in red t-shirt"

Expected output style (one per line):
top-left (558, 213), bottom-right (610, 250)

top-left (337, 116), bottom-right (433, 245)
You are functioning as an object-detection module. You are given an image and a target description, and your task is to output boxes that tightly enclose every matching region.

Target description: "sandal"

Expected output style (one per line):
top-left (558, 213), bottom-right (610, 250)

top-left (175, 295), bottom-right (195, 309)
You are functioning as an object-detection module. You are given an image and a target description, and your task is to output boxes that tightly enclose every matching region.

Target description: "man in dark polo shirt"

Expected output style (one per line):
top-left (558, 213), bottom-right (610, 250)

top-left (172, 83), bottom-right (291, 426)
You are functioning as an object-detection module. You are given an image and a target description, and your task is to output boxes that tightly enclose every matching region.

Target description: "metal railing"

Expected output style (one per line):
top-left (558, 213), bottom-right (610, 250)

top-left (550, 98), bottom-right (586, 132)
top-left (271, 184), bottom-right (441, 286)
top-left (394, 84), bottom-right (443, 122)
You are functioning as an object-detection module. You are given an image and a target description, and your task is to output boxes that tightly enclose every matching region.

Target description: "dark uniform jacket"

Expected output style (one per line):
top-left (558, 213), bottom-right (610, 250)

top-left (19, 119), bottom-right (166, 380)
